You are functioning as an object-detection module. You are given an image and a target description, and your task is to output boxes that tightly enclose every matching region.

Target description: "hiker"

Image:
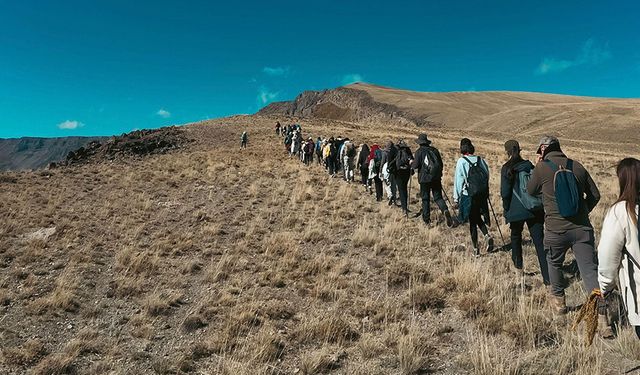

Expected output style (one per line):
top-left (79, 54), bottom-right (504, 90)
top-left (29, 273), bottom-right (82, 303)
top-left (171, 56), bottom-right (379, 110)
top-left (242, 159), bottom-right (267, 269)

top-left (284, 132), bottom-right (292, 153)
top-left (500, 140), bottom-right (549, 285)
top-left (241, 131), bottom-right (248, 149)
top-left (357, 144), bottom-right (370, 187)
top-left (343, 141), bottom-right (357, 182)
top-left (315, 137), bottom-right (323, 165)
top-left (598, 157), bottom-right (640, 339)
top-left (324, 137), bottom-right (338, 176)
top-left (526, 136), bottom-right (602, 319)
top-left (395, 140), bottom-right (414, 216)
top-left (275, 122), bottom-right (281, 136)
top-left (453, 138), bottom-right (494, 257)
top-left (410, 134), bottom-right (453, 226)
top-left (368, 144), bottom-right (384, 201)
top-left (304, 138), bottom-right (315, 166)
top-left (382, 141), bottom-right (399, 206)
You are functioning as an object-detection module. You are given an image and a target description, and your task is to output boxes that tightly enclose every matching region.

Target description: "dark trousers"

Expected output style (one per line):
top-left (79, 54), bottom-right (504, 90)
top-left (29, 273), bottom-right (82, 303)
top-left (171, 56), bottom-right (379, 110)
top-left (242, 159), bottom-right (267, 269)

top-left (389, 174), bottom-right (397, 200)
top-left (316, 152), bottom-right (322, 165)
top-left (545, 227), bottom-right (598, 297)
top-left (395, 170), bottom-right (411, 212)
top-left (510, 214), bottom-right (549, 285)
top-left (469, 197), bottom-right (489, 249)
top-left (373, 176), bottom-right (383, 201)
top-left (360, 166), bottom-right (369, 185)
top-left (419, 179), bottom-right (448, 223)
top-left (328, 158), bottom-right (337, 175)
top-left (241, 140), bottom-right (247, 148)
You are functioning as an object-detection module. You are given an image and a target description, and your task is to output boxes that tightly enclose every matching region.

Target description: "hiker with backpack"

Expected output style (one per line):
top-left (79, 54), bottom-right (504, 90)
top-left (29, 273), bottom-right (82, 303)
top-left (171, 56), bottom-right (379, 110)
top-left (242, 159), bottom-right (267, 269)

top-left (453, 138), bottom-right (494, 257)
top-left (395, 140), bottom-right (414, 216)
top-left (382, 141), bottom-right (399, 206)
top-left (315, 137), bottom-right (323, 165)
top-left (303, 138), bottom-right (315, 166)
top-left (526, 136), bottom-right (604, 322)
top-left (410, 134), bottom-right (453, 227)
top-left (241, 131), bottom-right (248, 149)
top-left (500, 140), bottom-right (549, 285)
top-left (598, 157), bottom-right (640, 339)
top-left (343, 141), bottom-right (357, 182)
top-left (275, 122), bottom-right (281, 136)
top-left (368, 144), bottom-right (384, 201)
top-left (357, 144), bottom-right (370, 188)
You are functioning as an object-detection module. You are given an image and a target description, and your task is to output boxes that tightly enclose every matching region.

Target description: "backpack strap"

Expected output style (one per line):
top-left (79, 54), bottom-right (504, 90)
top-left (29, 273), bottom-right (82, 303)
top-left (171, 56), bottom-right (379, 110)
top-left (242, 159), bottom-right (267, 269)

top-left (544, 159), bottom-right (559, 172)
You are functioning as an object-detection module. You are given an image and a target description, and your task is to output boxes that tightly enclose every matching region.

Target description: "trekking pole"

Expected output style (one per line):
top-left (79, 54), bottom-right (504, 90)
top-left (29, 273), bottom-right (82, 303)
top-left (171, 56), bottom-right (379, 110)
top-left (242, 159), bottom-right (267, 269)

top-left (442, 189), bottom-right (458, 218)
top-left (487, 198), bottom-right (507, 248)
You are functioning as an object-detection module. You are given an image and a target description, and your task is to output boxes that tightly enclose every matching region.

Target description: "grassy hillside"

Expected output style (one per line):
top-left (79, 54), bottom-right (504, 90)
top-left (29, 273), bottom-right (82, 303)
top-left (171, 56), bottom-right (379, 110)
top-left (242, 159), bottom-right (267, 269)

top-left (1, 116), bottom-right (639, 374)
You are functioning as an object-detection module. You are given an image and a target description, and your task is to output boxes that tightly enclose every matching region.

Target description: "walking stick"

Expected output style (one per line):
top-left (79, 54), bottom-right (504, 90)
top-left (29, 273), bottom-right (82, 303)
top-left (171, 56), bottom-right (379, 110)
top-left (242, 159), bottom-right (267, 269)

top-left (407, 173), bottom-right (412, 219)
top-left (487, 197), bottom-right (509, 251)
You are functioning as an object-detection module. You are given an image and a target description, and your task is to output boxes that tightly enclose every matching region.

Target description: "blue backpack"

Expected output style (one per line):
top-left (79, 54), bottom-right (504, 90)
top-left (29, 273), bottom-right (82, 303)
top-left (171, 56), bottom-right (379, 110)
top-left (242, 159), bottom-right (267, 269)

top-left (545, 159), bottom-right (581, 217)
top-left (513, 169), bottom-right (543, 211)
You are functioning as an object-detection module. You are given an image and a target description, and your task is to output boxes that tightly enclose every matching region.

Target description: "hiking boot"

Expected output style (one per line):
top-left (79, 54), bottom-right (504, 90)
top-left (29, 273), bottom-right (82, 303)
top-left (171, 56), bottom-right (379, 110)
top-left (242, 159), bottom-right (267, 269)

top-left (598, 314), bottom-right (614, 339)
top-left (485, 234), bottom-right (495, 253)
top-left (388, 198), bottom-right (395, 206)
top-left (444, 210), bottom-right (453, 228)
top-left (473, 248), bottom-right (480, 258)
top-left (549, 294), bottom-right (567, 315)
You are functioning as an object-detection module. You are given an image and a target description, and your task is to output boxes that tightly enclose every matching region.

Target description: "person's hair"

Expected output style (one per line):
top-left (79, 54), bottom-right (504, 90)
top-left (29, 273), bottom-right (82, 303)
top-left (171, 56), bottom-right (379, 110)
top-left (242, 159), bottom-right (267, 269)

top-left (615, 158), bottom-right (640, 224)
top-left (504, 147), bottom-right (523, 177)
top-left (460, 138), bottom-right (475, 155)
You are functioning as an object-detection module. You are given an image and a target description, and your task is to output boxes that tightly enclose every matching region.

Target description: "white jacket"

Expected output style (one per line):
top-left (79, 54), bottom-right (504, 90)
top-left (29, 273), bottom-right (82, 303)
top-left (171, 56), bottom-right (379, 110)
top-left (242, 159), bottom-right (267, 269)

top-left (598, 201), bottom-right (640, 325)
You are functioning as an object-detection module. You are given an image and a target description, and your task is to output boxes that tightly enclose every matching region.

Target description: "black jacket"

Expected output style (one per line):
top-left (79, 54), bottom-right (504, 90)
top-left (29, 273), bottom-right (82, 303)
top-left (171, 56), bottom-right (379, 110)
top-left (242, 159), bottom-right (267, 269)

top-left (357, 145), bottom-right (370, 169)
top-left (382, 145), bottom-right (398, 175)
top-left (411, 145), bottom-right (443, 183)
top-left (501, 159), bottom-right (538, 223)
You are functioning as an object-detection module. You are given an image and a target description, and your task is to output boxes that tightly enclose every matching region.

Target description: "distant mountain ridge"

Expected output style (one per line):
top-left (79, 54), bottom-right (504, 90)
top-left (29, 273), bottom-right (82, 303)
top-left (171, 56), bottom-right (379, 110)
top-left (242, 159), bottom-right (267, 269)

top-left (0, 136), bottom-right (107, 171)
top-left (258, 82), bottom-right (640, 145)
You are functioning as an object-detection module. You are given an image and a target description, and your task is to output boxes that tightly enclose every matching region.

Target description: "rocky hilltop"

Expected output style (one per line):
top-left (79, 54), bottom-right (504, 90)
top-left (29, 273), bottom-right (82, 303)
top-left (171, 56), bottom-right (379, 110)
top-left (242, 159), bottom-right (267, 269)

top-left (259, 83), bottom-right (640, 146)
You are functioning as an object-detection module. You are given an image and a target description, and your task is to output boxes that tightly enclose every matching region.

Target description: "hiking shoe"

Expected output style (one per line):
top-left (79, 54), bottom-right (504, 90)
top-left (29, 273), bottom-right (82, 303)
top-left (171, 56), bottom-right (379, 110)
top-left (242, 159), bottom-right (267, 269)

top-left (598, 314), bottom-right (614, 339)
top-left (473, 248), bottom-right (480, 258)
top-left (549, 294), bottom-right (567, 315)
top-left (444, 210), bottom-right (453, 228)
top-left (485, 235), bottom-right (495, 253)
top-left (388, 198), bottom-right (395, 206)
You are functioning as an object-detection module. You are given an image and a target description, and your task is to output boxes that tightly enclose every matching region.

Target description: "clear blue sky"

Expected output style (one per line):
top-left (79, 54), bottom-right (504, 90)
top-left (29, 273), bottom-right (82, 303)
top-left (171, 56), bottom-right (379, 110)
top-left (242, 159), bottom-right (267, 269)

top-left (1, 0), bottom-right (639, 138)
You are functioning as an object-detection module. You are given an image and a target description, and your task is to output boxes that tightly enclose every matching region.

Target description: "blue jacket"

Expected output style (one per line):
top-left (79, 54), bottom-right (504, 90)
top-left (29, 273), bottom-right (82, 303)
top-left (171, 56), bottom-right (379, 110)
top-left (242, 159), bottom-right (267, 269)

top-left (453, 155), bottom-right (489, 203)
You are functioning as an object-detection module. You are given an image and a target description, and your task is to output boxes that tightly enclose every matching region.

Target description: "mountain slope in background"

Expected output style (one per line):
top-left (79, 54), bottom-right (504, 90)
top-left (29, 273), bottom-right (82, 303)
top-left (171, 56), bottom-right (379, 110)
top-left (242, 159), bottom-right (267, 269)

top-left (259, 82), bottom-right (640, 145)
top-left (0, 136), bottom-right (107, 171)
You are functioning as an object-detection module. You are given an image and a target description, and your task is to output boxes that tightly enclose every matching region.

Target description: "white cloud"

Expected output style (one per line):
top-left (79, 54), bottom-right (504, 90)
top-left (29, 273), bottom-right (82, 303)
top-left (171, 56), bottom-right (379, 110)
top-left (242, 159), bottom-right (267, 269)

top-left (257, 86), bottom-right (279, 105)
top-left (57, 120), bottom-right (84, 130)
top-left (342, 73), bottom-right (364, 85)
top-left (536, 38), bottom-right (611, 75)
top-left (156, 109), bottom-right (171, 118)
top-left (262, 66), bottom-right (290, 76)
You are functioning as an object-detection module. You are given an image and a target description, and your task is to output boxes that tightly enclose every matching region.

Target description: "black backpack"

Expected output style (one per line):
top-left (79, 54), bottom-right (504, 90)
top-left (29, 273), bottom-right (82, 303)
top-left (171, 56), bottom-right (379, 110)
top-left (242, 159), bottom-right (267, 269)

top-left (463, 156), bottom-right (489, 198)
top-left (421, 147), bottom-right (442, 182)
top-left (396, 148), bottom-right (411, 170)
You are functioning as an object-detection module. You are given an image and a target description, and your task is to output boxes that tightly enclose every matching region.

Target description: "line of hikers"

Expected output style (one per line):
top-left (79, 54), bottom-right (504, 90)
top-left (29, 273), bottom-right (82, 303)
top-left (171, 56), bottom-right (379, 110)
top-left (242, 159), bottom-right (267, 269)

top-left (273, 121), bottom-right (640, 342)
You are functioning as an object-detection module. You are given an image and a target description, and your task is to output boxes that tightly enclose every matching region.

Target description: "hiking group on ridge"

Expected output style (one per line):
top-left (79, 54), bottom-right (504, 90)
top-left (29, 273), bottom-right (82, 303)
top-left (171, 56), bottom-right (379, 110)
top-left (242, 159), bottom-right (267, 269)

top-left (271, 122), bottom-right (640, 342)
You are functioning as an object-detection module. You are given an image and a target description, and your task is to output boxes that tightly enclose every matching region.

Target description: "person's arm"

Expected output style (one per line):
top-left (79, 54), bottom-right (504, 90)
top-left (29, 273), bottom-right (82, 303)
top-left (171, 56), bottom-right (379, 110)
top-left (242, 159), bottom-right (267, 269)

top-left (500, 165), bottom-right (512, 213)
top-left (584, 170), bottom-right (601, 213)
top-left (453, 159), bottom-right (464, 203)
top-left (527, 163), bottom-right (543, 196)
top-left (598, 207), bottom-right (626, 294)
top-left (410, 149), bottom-right (421, 170)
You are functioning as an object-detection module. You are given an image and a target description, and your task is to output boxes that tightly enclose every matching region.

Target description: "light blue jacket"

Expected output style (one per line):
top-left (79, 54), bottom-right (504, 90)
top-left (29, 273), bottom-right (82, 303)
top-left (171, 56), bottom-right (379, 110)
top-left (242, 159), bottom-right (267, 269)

top-left (453, 155), bottom-right (490, 203)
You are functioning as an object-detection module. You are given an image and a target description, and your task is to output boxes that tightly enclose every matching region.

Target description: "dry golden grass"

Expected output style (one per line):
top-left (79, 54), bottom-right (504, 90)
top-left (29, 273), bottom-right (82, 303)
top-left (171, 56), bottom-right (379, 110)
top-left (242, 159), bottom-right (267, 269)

top-left (1, 115), bottom-right (639, 374)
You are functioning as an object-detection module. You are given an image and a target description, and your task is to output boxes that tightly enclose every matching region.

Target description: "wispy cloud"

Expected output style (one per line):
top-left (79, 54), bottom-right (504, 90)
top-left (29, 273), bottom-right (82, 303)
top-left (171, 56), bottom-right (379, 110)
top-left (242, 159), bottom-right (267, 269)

top-left (257, 86), bottom-right (279, 105)
top-left (342, 73), bottom-right (364, 85)
top-left (156, 109), bottom-right (171, 118)
top-left (262, 66), bottom-right (290, 76)
top-left (57, 120), bottom-right (84, 130)
top-left (536, 38), bottom-right (611, 75)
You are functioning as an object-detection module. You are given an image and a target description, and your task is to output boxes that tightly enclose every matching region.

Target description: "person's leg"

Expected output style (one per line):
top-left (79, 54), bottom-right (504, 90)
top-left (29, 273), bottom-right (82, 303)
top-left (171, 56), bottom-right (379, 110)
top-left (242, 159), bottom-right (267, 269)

top-left (571, 228), bottom-right (600, 294)
top-left (636, 326), bottom-right (640, 340)
top-left (374, 177), bottom-right (383, 201)
top-left (510, 220), bottom-right (525, 270)
top-left (390, 174), bottom-right (397, 201)
top-left (545, 230), bottom-right (569, 297)
top-left (469, 202), bottom-right (480, 250)
top-left (361, 167), bottom-right (368, 185)
top-left (420, 182), bottom-right (431, 223)
top-left (431, 179), bottom-right (449, 213)
top-left (527, 215), bottom-right (550, 285)
top-left (397, 174), bottom-right (409, 212)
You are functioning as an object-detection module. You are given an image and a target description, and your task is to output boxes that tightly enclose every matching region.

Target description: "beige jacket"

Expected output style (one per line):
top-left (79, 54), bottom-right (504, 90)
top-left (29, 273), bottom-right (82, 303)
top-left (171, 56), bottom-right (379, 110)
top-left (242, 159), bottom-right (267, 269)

top-left (598, 201), bottom-right (640, 325)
